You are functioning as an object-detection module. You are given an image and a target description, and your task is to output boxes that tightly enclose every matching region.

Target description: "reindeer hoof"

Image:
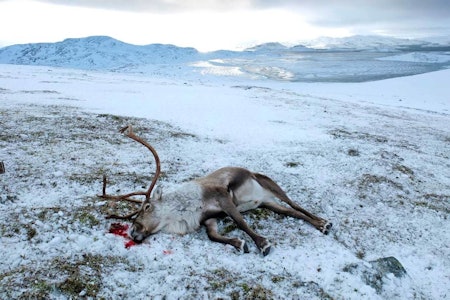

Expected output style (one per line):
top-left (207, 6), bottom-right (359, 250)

top-left (261, 243), bottom-right (272, 256)
top-left (234, 239), bottom-right (249, 253)
top-left (240, 240), bottom-right (249, 253)
top-left (243, 242), bottom-right (249, 253)
top-left (321, 222), bottom-right (333, 235)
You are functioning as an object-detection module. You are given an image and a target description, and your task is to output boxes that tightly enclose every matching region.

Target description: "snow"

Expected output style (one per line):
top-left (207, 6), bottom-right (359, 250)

top-left (0, 38), bottom-right (450, 298)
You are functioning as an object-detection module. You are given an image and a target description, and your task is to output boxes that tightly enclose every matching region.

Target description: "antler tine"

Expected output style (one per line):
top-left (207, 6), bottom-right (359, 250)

top-left (99, 174), bottom-right (144, 203)
top-left (106, 210), bottom-right (139, 220)
top-left (119, 125), bottom-right (161, 201)
top-left (100, 125), bottom-right (162, 219)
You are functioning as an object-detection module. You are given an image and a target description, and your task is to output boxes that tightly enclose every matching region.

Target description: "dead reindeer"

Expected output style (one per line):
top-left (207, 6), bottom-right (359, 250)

top-left (99, 125), bottom-right (332, 256)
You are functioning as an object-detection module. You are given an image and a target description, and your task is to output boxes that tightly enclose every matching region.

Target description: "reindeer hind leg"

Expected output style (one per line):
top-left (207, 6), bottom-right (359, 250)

top-left (261, 201), bottom-right (332, 235)
top-left (254, 173), bottom-right (332, 234)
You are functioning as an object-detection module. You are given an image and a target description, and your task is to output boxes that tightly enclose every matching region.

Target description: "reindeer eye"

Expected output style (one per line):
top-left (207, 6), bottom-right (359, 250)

top-left (133, 222), bottom-right (142, 231)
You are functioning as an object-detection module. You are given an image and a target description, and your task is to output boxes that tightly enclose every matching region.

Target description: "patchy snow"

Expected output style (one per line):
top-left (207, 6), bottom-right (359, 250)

top-left (0, 63), bottom-right (449, 299)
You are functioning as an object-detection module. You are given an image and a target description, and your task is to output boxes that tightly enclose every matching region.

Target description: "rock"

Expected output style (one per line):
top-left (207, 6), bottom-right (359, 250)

top-left (343, 256), bottom-right (407, 293)
top-left (370, 256), bottom-right (407, 278)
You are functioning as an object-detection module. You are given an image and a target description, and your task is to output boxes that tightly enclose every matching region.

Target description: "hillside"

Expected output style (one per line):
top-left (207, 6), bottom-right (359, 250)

top-left (0, 62), bottom-right (449, 299)
top-left (0, 36), bottom-right (199, 70)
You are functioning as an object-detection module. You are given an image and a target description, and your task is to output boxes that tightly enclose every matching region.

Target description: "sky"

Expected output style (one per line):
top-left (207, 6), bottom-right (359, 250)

top-left (0, 0), bottom-right (449, 51)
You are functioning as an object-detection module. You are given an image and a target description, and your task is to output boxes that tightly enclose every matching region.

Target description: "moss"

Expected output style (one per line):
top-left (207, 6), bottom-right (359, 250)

top-left (222, 222), bottom-right (238, 235)
top-left (52, 253), bottom-right (124, 297)
top-left (0, 216), bottom-right (37, 240)
top-left (32, 280), bottom-right (52, 295)
top-left (25, 224), bottom-right (37, 240)
top-left (412, 193), bottom-right (450, 214)
top-left (414, 201), bottom-right (450, 214)
top-left (241, 283), bottom-right (250, 293)
top-left (393, 164), bottom-right (414, 176)
top-left (75, 211), bottom-right (100, 226)
top-left (58, 277), bottom-right (88, 295)
top-left (347, 149), bottom-right (360, 156)
top-left (170, 131), bottom-right (197, 139)
top-left (207, 268), bottom-right (234, 291)
top-left (96, 113), bottom-right (125, 121)
top-left (285, 161), bottom-right (301, 168)
top-left (248, 208), bottom-right (277, 221)
top-left (204, 268), bottom-right (274, 299)
top-left (242, 284), bottom-right (273, 300)
top-left (230, 290), bottom-right (241, 300)
top-left (329, 129), bottom-right (388, 143)
top-left (271, 275), bottom-right (285, 283)
top-left (0, 244), bottom-right (131, 298)
top-left (358, 174), bottom-right (403, 191)
top-left (293, 281), bottom-right (334, 300)
top-left (356, 250), bottom-right (366, 259)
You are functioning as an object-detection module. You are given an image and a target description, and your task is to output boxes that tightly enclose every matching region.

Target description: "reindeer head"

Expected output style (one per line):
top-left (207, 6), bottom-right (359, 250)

top-left (129, 186), bottom-right (163, 243)
top-left (99, 125), bottom-right (162, 244)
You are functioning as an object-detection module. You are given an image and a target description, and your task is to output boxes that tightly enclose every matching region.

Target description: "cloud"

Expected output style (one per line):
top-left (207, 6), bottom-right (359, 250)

top-left (255, 0), bottom-right (450, 26)
top-left (35, 0), bottom-right (450, 19)
top-left (35, 0), bottom-right (450, 30)
top-left (250, 0), bottom-right (450, 39)
top-left (36, 0), bottom-right (253, 12)
top-left (28, 0), bottom-right (450, 40)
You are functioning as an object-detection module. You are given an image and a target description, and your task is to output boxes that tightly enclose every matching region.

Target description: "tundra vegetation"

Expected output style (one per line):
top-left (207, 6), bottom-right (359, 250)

top-left (1, 69), bottom-right (448, 299)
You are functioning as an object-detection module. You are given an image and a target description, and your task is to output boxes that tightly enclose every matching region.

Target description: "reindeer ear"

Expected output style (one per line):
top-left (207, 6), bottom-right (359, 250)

top-left (151, 185), bottom-right (163, 201)
top-left (142, 202), bottom-right (154, 212)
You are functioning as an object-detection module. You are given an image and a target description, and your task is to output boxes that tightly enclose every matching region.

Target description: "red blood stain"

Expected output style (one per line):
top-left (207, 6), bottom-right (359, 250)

top-left (163, 249), bottom-right (173, 255)
top-left (125, 240), bottom-right (137, 248)
top-left (109, 223), bottom-right (129, 237)
top-left (108, 223), bottom-right (136, 249)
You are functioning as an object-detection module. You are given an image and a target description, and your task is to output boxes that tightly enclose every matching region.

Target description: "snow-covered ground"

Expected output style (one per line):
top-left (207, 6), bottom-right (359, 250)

top-left (0, 63), bottom-right (449, 299)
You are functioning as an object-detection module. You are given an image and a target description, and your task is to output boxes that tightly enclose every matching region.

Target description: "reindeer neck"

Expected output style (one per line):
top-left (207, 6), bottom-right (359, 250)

top-left (153, 182), bottom-right (204, 234)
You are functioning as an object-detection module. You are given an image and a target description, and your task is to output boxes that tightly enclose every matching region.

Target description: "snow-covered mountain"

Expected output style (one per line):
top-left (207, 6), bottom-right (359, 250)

top-left (0, 36), bottom-right (198, 70)
top-left (245, 42), bottom-right (289, 52)
top-left (298, 35), bottom-right (444, 51)
top-left (1, 35), bottom-right (449, 82)
top-left (0, 35), bottom-right (443, 69)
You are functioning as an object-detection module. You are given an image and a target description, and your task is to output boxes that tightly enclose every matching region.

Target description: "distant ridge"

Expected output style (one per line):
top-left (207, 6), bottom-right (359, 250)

top-left (0, 35), bottom-right (199, 70)
top-left (299, 35), bottom-right (428, 51)
top-left (0, 35), bottom-right (447, 73)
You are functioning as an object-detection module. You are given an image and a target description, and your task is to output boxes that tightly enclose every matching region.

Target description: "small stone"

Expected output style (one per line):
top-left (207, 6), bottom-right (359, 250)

top-left (343, 256), bottom-right (407, 293)
top-left (370, 256), bottom-right (407, 278)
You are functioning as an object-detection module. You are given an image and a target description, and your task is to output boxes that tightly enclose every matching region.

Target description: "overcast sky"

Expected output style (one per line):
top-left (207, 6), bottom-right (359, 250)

top-left (0, 0), bottom-right (449, 51)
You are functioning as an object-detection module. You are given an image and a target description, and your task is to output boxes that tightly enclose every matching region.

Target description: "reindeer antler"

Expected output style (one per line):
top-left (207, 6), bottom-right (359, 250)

top-left (99, 125), bottom-right (161, 219)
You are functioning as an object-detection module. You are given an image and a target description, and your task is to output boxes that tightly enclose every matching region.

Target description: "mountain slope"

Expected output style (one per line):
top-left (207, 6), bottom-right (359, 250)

top-left (1, 35), bottom-right (449, 82)
top-left (0, 36), bottom-right (199, 69)
top-left (0, 35), bottom-right (441, 70)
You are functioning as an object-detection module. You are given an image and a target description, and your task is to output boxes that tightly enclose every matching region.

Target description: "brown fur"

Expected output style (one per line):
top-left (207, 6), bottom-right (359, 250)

top-left (129, 167), bottom-right (332, 256)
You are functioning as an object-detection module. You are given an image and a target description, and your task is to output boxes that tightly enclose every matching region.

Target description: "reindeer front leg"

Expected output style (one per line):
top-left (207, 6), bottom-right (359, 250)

top-left (203, 218), bottom-right (249, 253)
top-left (217, 191), bottom-right (272, 256)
